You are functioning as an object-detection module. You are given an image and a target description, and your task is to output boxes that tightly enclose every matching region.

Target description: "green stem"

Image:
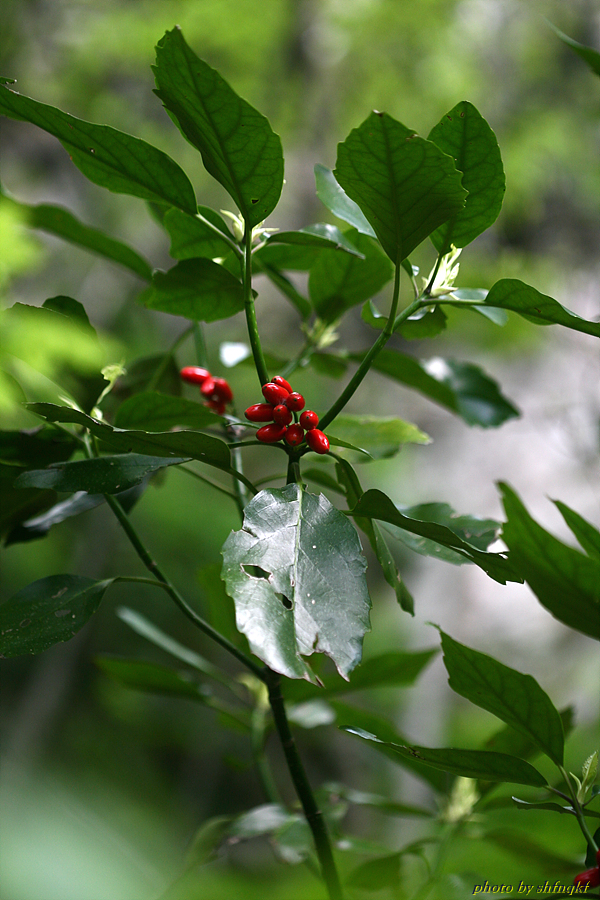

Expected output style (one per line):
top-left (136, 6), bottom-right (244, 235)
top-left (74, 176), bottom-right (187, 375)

top-left (244, 227), bottom-right (269, 386)
top-left (559, 766), bottom-right (599, 852)
top-left (193, 322), bottom-right (208, 368)
top-left (266, 671), bottom-right (344, 900)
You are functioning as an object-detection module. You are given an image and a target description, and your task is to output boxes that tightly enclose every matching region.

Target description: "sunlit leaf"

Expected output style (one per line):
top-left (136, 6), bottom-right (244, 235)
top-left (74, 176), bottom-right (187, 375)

top-left (328, 415), bottom-right (430, 461)
top-left (553, 499), bottom-right (600, 561)
top-left (266, 224), bottom-right (363, 257)
top-left (314, 164), bottom-right (377, 237)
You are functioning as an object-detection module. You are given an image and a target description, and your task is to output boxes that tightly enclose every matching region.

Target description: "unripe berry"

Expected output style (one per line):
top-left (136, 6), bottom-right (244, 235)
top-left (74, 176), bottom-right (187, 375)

top-left (210, 377), bottom-right (233, 404)
top-left (306, 428), bottom-right (329, 454)
top-left (285, 392), bottom-right (305, 412)
top-left (262, 382), bottom-right (289, 405)
top-left (180, 366), bottom-right (211, 386)
top-left (272, 375), bottom-right (293, 393)
top-left (256, 423), bottom-right (287, 443)
top-left (285, 424), bottom-right (305, 446)
top-left (245, 403), bottom-right (276, 422)
top-left (273, 404), bottom-right (292, 425)
top-left (300, 410), bottom-right (319, 430)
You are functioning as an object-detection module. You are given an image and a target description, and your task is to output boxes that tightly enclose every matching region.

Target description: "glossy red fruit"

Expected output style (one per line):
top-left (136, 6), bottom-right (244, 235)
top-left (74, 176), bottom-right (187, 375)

top-left (299, 409), bottom-right (319, 430)
top-left (256, 423), bottom-right (287, 443)
top-left (262, 382), bottom-right (289, 405)
top-left (273, 404), bottom-right (292, 425)
top-left (573, 868), bottom-right (600, 888)
top-left (306, 429), bottom-right (329, 454)
top-left (210, 377), bottom-right (233, 403)
top-left (285, 424), bottom-right (305, 446)
top-left (245, 403), bottom-right (276, 422)
top-left (284, 392), bottom-right (305, 412)
top-left (272, 375), bottom-right (293, 393)
top-left (200, 376), bottom-right (216, 398)
top-left (180, 366), bottom-right (211, 386)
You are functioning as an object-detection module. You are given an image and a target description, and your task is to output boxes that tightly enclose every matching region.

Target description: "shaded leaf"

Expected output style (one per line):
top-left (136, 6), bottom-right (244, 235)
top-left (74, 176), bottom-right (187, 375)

top-left (484, 279), bottom-right (600, 337)
top-left (153, 28), bottom-right (283, 227)
top-left (361, 299), bottom-right (448, 339)
top-left (14, 454), bottom-right (186, 494)
top-left (0, 83), bottom-right (196, 213)
top-left (512, 798), bottom-right (579, 816)
top-left (440, 630), bottom-right (565, 765)
top-left (163, 207), bottom-right (235, 260)
top-left (328, 415), bottom-right (430, 461)
top-left (553, 499), bottom-right (600, 561)
top-left (427, 101), bottom-right (505, 252)
top-left (0, 574), bottom-right (113, 657)
top-left (114, 392), bottom-right (222, 431)
top-left (334, 111), bottom-right (466, 263)
top-left (142, 258), bottom-right (244, 322)
top-left (549, 23), bottom-right (600, 77)
top-left (266, 224), bottom-right (363, 257)
top-left (197, 562), bottom-right (246, 649)
top-left (325, 783), bottom-right (433, 818)
top-left (347, 852), bottom-right (401, 891)
top-left (221, 484), bottom-right (370, 681)
top-left (314, 164), bottom-right (376, 237)
top-left (500, 483), bottom-right (600, 640)
top-left (253, 241), bottom-right (323, 272)
top-left (96, 656), bottom-right (208, 700)
top-left (483, 829), bottom-right (577, 871)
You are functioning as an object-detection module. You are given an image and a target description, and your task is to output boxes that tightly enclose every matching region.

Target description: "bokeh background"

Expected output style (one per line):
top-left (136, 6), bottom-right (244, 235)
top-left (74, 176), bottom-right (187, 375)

top-left (1, 1), bottom-right (599, 898)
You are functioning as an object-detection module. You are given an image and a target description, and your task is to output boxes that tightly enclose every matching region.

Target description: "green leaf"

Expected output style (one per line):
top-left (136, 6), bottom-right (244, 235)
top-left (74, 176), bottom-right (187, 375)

top-left (342, 728), bottom-right (547, 787)
top-left (549, 23), bottom-right (600, 77)
top-left (221, 484), bottom-right (371, 682)
top-left (512, 798), bottom-right (577, 816)
top-left (309, 229), bottom-right (393, 324)
top-left (353, 349), bottom-right (519, 428)
top-left (14, 454), bottom-right (186, 494)
top-left (361, 300), bottom-right (448, 339)
top-left (484, 279), bottom-right (600, 337)
top-left (0, 574), bottom-right (113, 657)
top-left (347, 852), bottom-right (401, 892)
top-left (427, 101), bottom-right (505, 252)
top-left (499, 483), bottom-right (600, 640)
top-left (253, 241), bottom-right (323, 272)
top-left (26, 404), bottom-right (232, 473)
top-left (197, 563), bottom-right (245, 649)
top-left (2, 192), bottom-right (152, 280)
top-left (0, 83), bottom-right (196, 214)
top-left (328, 415), bottom-right (430, 461)
top-left (142, 258), bottom-right (244, 322)
top-left (163, 207), bottom-right (235, 260)
top-left (314, 164), bottom-right (376, 237)
top-left (326, 784), bottom-right (433, 818)
top-left (334, 112), bottom-right (466, 263)
top-left (153, 28), bottom-right (283, 228)
top-left (440, 630), bottom-right (565, 766)
top-left (483, 829), bottom-right (578, 872)
top-left (553, 500), bottom-right (600, 561)
top-left (95, 656), bottom-right (208, 700)
top-left (351, 489), bottom-right (520, 584)
top-left (266, 224), bottom-right (363, 257)
top-left (114, 392), bottom-right (222, 431)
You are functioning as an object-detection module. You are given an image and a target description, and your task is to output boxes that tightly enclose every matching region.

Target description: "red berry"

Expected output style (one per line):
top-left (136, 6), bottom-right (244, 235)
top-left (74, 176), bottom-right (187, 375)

top-left (210, 377), bottom-right (233, 404)
top-left (285, 424), bottom-right (305, 446)
top-left (180, 366), bottom-right (211, 386)
top-left (300, 410), bottom-right (319, 430)
top-left (200, 376), bottom-right (216, 398)
top-left (273, 404), bottom-right (292, 425)
top-left (285, 392), bottom-right (305, 412)
top-left (256, 423), bottom-right (287, 443)
top-left (245, 403), bottom-right (276, 422)
top-left (272, 375), bottom-right (293, 393)
top-left (207, 399), bottom-right (226, 415)
top-left (574, 868), bottom-right (600, 888)
top-left (262, 383), bottom-right (289, 405)
top-left (306, 429), bottom-right (329, 454)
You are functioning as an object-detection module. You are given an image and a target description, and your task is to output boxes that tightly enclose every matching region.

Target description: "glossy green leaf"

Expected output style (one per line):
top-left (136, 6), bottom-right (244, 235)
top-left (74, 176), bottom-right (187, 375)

top-left (440, 630), bottom-right (565, 765)
top-left (309, 229), bottom-right (393, 323)
top-left (0, 574), bottom-right (113, 657)
top-left (266, 224), bottom-right (363, 257)
top-left (342, 728), bottom-right (547, 787)
top-left (499, 483), bottom-right (600, 640)
top-left (550, 23), bottom-right (600, 77)
top-left (14, 454), bottom-right (186, 495)
top-left (153, 28), bottom-right (283, 227)
top-left (350, 489), bottom-right (521, 584)
top-left (328, 415), bottom-right (430, 461)
top-left (221, 484), bottom-right (371, 682)
top-left (427, 101), bottom-right (505, 252)
top-left (314, 164), bottom-right (376, 237)
top-left (553, 499), bottom-right (600, 561)
top-left (163, 207), bottom-right (235, 260)
top-left (484, 279), bottom-right (600, 337)
top-left (0, 83), bottom-right (197, 214)
top-left (353, 349), bottom-right (519, 428)
top-left (27, 403), bottom-right (232, 472)
top-left (2, 193), bottom-right (152, 280)
top-left (334, 112), bottom-right (466, 263)
top-left (96, 657), bottom-right (207, 700)
top-left (114, 392), bottom-right (222, 431)
top-left (142, 258), bottom-right (244, 322)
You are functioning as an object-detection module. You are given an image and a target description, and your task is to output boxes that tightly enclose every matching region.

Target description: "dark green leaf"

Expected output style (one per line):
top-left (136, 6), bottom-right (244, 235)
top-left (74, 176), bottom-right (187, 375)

top-left (342, 728), bottom-right (547, 787)
top-left (351, 489), bottom-right (520, 584)
top-left (0, 426), bottom-right (77, 468)
top-left (0, 83), bottom-right (196, 213)
top-left (553, 500), bottom-right (600, 561)
top-left (440, 630), bottom-right (565, 765)
top-left (484, 707), bottom-right (574, 763)
top-left (153, 28), bottom-right (283, 227)
top-left (500, 483), bottom-right (600, 640)
top-left (334, 112), bottom-right (466, 263)
top-left (309, 353), bottom-right (348, 379)
top-left (0, 574), bottom-right (113, 657)
top-left (96, 656), bottom-right (208, 699)
top-left (484, 279), bottom-right (600, 337)
top-left (266, 224), bottom-right (363, 257)
top-left (42, 296), bottom-right (97, 335)
top-left (253, 241), bottom-right (323, 272)
top-left (483, 829), bottom-right (577, 871)
top-left (109, 353), bottom-right (182, 405)
top-left (427, 101), bottom-right (505, 252)
top-left (197, 563), bottom-right (246, 649)
top-left (142, 258), bottom-right (244, 322)
top-left (314, 164), bottom-right (376, 237)
top-left (353, 349), bottom-right (520, 428)
top-left (326, 784), bottom-right (433, 818)
top-left (221, 484), bottom-right (371, 681)
top-left (309, 229), bottom-right (393, 323)
top-left (361, 300), bottom-right (448, 339)
top-left (512, 798), bottom-right (578, 816)
top-left (251, 260), bottom-right (312, 319)
top-left (328, 415), bottom-right (430, 461)
top-left (163, 207), bottom-right (235, 260)
top-left (347, 852), bottom-right (401, 891)
top-left (114, 392), bottom-right (222, 431)
top-left (14, 454), bottom-right (186, 494)
top-left (549, 23), bottom-right (600, 77)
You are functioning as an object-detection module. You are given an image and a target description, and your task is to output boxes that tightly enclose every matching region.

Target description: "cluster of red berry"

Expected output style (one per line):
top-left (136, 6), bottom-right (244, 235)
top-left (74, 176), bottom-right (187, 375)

top-left (574, 849), bottom-right (600, 889)
top-left (180, 366), bottom-right (233, 415)
top-left (244, 376), bottom-right (329, 454)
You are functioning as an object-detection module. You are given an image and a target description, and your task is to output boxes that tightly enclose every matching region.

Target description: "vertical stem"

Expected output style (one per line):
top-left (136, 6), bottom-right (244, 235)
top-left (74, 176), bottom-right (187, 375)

top-left (266, 671), bottom-right (344, 900)
top-left (193, 321), bottom-right (208, 368)
top-left (559, 766), bottom-right (599, 853)
top-left (243, 226), bottom-right (269, 386)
